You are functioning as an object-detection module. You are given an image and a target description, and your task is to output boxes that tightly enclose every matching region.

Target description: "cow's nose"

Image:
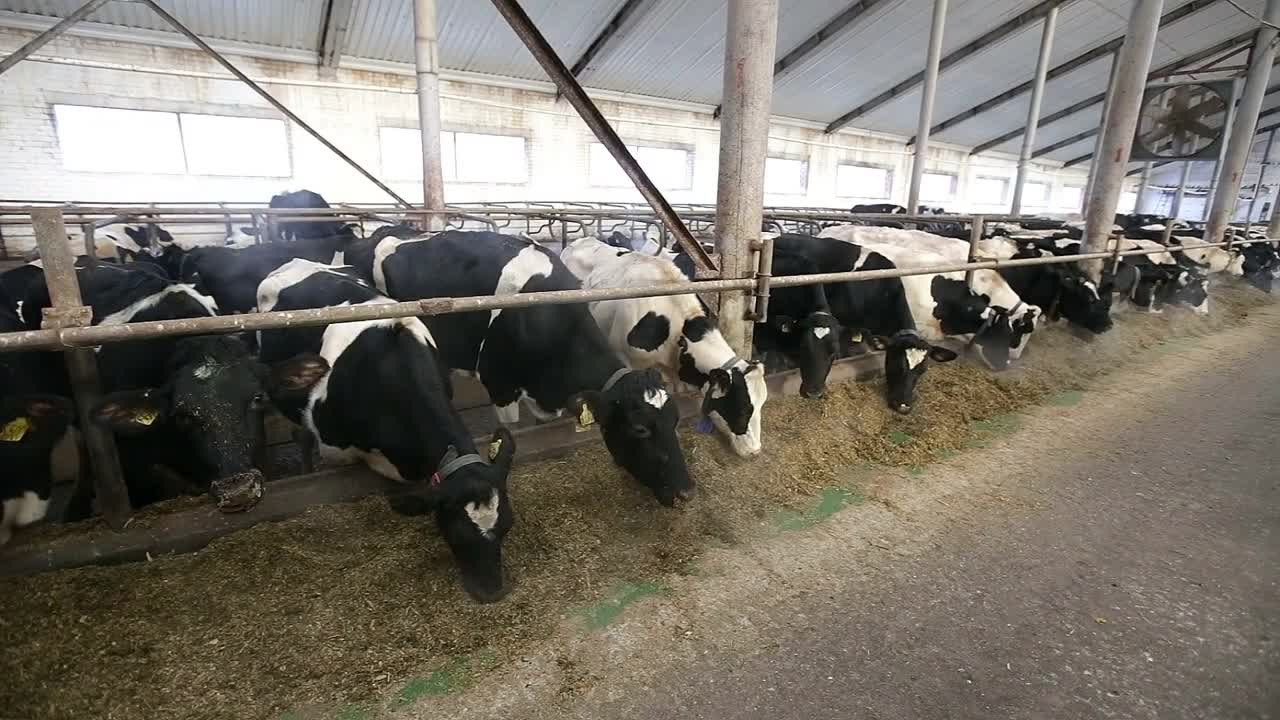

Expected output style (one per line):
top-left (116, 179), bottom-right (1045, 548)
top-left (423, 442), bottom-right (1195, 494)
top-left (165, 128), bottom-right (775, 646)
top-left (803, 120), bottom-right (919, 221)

top-left (676, 486), bottom-right (697, 502)
top-left (896, 403), bottom-right (912, 414)
top-left (800, 386), bottom-right (826, 399)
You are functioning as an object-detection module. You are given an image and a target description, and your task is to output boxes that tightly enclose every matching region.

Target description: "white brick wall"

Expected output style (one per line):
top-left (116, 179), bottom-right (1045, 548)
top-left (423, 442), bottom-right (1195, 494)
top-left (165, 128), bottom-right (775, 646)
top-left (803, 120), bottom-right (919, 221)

top-left (0, 26), bottom-right (1094, 214)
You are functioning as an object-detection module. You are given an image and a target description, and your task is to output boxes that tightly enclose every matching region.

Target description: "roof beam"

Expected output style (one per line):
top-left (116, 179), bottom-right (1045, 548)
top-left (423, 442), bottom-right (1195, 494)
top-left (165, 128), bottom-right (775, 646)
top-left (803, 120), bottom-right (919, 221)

top-left (1127, 160), bottom-right (1171, 175)
top-left (713, 0), bottom-right (889, 119)
top-left (317, 0), bottom-right (354, 68)
top-left (919, 0), bottom-right (1223, 144)
top-left (824, 0), bottom-right (1072, 134)
top-left (969, 29), bottom-right (1254, 156)
top-left (568, 0), bottom-right (650, 78)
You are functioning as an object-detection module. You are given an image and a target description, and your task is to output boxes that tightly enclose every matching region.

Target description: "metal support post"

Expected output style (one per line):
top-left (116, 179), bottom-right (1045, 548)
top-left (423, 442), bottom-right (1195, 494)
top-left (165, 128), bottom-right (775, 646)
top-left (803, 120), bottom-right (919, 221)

top-left (1133, 161), bottom-right (1153, 213)
top-left (1170, 161), bottom-right (1193, 219)
top-left (1245, 130), bottom-right (1276, 230)
top-left (907, 0), bottom-right (950, 214)
top-left (413, 0), bottom-right (446, 231)
top-left (1268, 182), bottom-right (1280, 237)
top-left (1206, 9), bottom-right (1280, 241)
top-left (1083, 51), bottom-right (1121, 215)
top-left (0, 0), bottom-right (110, 77)
top-left (134, 0), bottom-right (411, 208)
top-left (749, 234), bottom-right (776, 322)
top-left (488, 0), bottom-right (715, 273)
top-left (1012, 5), bottom-right (1059, 216)
top-left (1081, 0), bottom-right (1164, 281)
top-left (713, 0), bottom-right (779, 354)
top-left (31, 209), bottom-right (131, 529)
top-left (965, 215), bottom-right (985, 288)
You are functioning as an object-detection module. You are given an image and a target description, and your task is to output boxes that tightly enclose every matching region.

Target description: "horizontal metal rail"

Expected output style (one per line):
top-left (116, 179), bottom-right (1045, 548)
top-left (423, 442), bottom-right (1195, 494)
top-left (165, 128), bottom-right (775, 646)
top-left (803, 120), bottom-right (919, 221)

top-left (0, 239), bottom-right (1239, 354)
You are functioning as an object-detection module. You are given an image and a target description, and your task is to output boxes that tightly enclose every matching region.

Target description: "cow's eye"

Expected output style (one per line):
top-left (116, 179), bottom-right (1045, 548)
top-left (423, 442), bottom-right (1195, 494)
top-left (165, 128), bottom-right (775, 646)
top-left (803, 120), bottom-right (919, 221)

top-left (630, 424), bottom-right (652, 439)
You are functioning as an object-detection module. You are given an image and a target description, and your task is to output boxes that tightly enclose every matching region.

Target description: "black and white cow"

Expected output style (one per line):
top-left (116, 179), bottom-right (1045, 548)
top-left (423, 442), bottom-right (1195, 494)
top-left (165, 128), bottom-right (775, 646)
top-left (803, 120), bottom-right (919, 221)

top-left (0, 303), bottom-right (79, 545)
top-left (374, 230), bottom-right (693, 506)
top-left (771, 234), bottom-right (958, 413)
top-left (561, 238), bottom-right (768, 456)
top-left (180, 231), bottom-right (352, 314)
top-left (255, 259), bottom-right (517, 602)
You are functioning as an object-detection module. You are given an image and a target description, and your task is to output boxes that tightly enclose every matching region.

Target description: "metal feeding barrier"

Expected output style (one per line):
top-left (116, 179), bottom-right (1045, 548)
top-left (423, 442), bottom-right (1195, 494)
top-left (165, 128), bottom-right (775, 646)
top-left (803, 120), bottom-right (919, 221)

top-left (0, 203), bottom-right (1242, 534)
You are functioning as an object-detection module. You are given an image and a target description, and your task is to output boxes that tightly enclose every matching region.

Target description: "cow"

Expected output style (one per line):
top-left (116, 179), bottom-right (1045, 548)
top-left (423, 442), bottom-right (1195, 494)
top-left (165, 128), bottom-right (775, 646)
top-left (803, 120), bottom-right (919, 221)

top-left (373, 230), bottom-right (693, 506)
top-left (255, 260), bottom-right (517, 603)
top-left (851, 203), bottom-right (908, 215)
top-left (822, 225), bottom-right (1110, 335)
top-left (180, 233), bottom-right (352, 314)
top-left (0, 303), bottom-right (79, 545)
top-left (770, 234), bottom-right (958, 413)
top-left (561, 239), bottom-right (768, 456)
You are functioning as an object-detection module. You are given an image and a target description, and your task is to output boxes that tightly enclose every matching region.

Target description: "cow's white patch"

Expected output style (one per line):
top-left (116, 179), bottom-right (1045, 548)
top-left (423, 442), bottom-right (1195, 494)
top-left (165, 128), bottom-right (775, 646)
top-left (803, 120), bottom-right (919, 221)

top-left (331, 250), bottom-right (345, 266)
top-left (29, 259), bottom-right (43, 269)
top-left (1082, 279), bottom-right (1100, 301)
top-left (372, 236), bottom-right (426, 294)
top-left (644, 388), bottom-right (669, 409)
top-left (465, 490), bottom-right (501, 537)
top-left (1192, 297), bottom-right (1209, 315)
top-left (2, 491), bottom-right (50, 544)
top-left (257, 258), bottom-right (360, 312)
top-left (99, 284), bottom-right (219, 325)
top-left (494, 401), bottom-right (520, 425)
top-left (480, 245), bottom-right (554, 360)
top-left (193, 362), bottom-right (217, 380)
top-left (905, 348), bottom-right (928, 370)
top-left (813, 326), bottom-right (831, 339)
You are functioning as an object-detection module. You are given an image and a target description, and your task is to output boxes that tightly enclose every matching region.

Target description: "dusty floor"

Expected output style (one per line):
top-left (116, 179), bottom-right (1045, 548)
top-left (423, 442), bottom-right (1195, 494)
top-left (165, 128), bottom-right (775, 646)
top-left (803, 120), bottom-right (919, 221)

top-left (0, 283), bottom-right (1273, 720)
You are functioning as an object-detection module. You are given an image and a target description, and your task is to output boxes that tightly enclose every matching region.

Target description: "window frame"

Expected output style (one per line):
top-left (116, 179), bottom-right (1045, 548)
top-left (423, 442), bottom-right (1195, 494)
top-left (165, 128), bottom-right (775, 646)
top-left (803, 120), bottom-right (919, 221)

top-left (588, 141), bottom-right (695, 191)
top-left (834, 162), bottom-right (893, 199)
top-left (970, 175), bottom-right (1012, 205)
top-left (764, 155), bottom-right (811, 196)
top-left (178, 112), bottom-right (293, 178)
top-left (919, 171), bottom-right (959, 202)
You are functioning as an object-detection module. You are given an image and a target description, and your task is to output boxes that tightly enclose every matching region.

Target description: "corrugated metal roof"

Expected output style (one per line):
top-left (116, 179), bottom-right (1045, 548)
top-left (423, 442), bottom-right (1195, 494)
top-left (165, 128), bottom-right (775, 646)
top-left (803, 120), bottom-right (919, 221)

top-left (0, 0), bottom-right (1271, 163)
top-left (0, 0), bottom-right (325, 50)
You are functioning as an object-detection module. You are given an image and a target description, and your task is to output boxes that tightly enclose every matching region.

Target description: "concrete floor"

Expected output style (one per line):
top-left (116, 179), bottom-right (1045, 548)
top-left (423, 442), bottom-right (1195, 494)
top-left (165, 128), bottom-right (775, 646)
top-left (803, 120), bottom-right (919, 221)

top-left (418, 306), bottom-right (1280, 720)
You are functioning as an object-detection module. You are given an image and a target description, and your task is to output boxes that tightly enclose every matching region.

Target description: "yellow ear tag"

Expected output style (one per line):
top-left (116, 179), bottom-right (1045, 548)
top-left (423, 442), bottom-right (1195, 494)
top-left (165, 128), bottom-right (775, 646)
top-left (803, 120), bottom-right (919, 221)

top-left (850, 331), bottom-right (863, 343)
top-left (0, 417), bottom-right (30, 442)
top-left (575, 405), bottom-right (595, 433)
top-left (488, 438), bottom-right (502, 461)
top-left (135, 410), bottom-right (158, 427)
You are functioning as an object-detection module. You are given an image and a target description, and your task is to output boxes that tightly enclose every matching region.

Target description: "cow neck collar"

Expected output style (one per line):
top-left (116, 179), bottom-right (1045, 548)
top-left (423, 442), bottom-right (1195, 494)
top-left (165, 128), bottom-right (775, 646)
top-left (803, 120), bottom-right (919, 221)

top-left (431, 446), bottom-right (486, 487)
top-left (601, 367), bottom-right (630, 393)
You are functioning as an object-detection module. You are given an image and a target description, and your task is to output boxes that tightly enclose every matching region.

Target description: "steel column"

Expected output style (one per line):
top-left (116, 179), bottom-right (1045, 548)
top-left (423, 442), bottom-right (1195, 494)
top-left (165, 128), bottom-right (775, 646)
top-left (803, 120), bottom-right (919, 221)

top-left (1268, 180), bottom-right (1280, 236)
top-left (1083, 51), bottom-right (1121, 215)
top-left (487, 0), bottom-right (714, 272)
top-left (31, 208), bottom-right (131, 529)
top-left (908, 0), bottom-right (950, 213)
top-left (133, 0), bottom-right (411, 208)
top-left (1081, 0), bottom-right (1163, 281)
top-left (1245, 130), bottom-right (1276, 228)
top-left (413, 0), bottom-right (446, 230)
top-left (1170, 161), bottom-right (1193, 219)
top-left (714, 0), bottom-right (780, 355)
top-left (1204, 0), bottom-right (1280, 243)
top-left (1133, 161), bottom-right (1154, 213)
top-left (1012, 5), bottom-right (1059, 215)
top-left (1203, 78), bottom-right (1243, 220)
top-left (0, 0), bottom-right (110, 77)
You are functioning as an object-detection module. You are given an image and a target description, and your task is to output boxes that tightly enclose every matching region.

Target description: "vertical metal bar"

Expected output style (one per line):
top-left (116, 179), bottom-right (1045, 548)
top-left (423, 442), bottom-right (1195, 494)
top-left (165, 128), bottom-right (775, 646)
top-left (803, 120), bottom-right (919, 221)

top-left (0, 0), bottom-right (111, 77)
top-left (751, 234), bottom-right (775, 322)
top-left (133, 0), bottom-right (411, 208)
top-left (413, 0), bottom-right (446, 231)
top-left (1012, 5), bottom-right (1059, 216)
top-left (1170, 160), bottom-right (1193, 219)
top-left (965, 215), bottom-right (984, 287)
top-left (1245, 130), bottom-right (1276, 231)
top-left (1083, 51), bottom-right (1121, 215)
top-left (487, 0), bottom-right (715, 273)
top-left (907, 0), bottom-right (950, 213)
top-left (1133, 161), bottom-right (1153, 213)
top-left (31, 209), bottom-right (131, 529)
top-left (1081, 0), bottom-right (1164, 281)
top-left (714, 0), bottom-right (780, 354)
top-left (81, 222), bottom-right (97, 269)
top-left (1268, 178), bottom-right (1280, 237)
top-left (1206, 24), bottom-right (1277, 238)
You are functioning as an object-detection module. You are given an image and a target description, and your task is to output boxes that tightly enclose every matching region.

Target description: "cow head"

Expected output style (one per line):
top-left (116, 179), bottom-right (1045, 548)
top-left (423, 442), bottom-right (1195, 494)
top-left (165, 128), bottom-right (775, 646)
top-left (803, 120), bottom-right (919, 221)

top-left (91, 335), bottom-right (270, 513)
top-left (1054, 271), bottom-right (1113, 334)
top-left (701, 360), bottom-right (767, 457)
top-left (870, 332), bottom-right (957, 414)
top-left (1161, 267), bottom-right (1209, 314)
top-left (571, 368), bottom-right (691, 506)
top-left (0, 394), bottom-right (76, 538)
top-left (425, 429), bottom-right (517, 604)
top-left (763, 311), bottom-right (839, 398)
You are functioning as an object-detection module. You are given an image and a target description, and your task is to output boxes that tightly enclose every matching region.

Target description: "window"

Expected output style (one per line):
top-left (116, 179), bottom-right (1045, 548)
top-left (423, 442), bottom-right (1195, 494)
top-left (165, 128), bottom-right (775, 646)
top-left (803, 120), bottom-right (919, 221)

top-left (971, 176), bottom-right (1010, 204)
top-left (764, 157), bottom-right (809, 195)
top-left (588, 143), bottom-right (692, 190)
top-left (835, 164), bottom-right (891, 198)
top-left (1058, 185), bottom-right (1084, 209)
top-left (180, 114), bottom-right (290, 177)
top-left (1021, 182), bottom-right (1048, 206)
top-left (54, 105), bottom-right (185, 173)
top-left (381, 128), bottom-right (527, 184)
top-left (920, 172), bottom-right (957, 201)
top-left (1120, 191), bottom-right (1138, 213)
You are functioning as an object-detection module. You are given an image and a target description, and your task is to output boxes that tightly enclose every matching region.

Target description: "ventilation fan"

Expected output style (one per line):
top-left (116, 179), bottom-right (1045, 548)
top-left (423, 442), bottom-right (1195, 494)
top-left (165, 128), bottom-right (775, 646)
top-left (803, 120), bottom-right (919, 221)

top-left (1131, 80), bottom-right (1234, 161)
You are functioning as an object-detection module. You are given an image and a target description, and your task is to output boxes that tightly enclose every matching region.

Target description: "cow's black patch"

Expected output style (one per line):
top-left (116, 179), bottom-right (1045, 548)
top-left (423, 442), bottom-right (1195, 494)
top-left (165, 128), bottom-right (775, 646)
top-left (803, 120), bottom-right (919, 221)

top-left (682, 315), bottom-right (714, 343)
top-left (627, 311), bottom-right (670, 351)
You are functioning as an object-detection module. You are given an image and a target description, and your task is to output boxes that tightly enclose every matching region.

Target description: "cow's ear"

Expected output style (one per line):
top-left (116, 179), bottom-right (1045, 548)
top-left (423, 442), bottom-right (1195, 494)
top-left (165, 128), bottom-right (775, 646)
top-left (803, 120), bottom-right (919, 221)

top-left (487, 427), bottom-right (516, 476)
top-left (92, 388), bottom-right (169, 436)
top-left (772, 314), bottom-right (796, 333)
top-left (568, 391), bottom-right (609, 430)
top-left (270, 354), bottom-right (329, 398)
top-left (866, 335), bottom-right (889, 351)
top-left (928, 346), bottom-right (959, 363)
